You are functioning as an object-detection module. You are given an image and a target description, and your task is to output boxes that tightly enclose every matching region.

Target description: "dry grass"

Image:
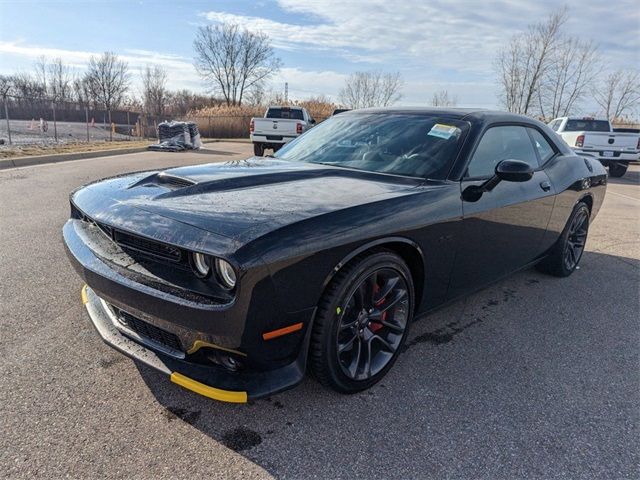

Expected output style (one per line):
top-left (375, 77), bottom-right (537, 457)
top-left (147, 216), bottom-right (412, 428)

top-left (185, 98), bottom-right (337, 138)
top-left (0, 140), bottom-right (152, 159)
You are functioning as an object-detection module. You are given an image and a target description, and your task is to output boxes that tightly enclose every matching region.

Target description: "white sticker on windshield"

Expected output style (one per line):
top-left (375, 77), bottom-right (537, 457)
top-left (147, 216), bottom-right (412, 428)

top-left (428, 123), bottom-right (460, 140)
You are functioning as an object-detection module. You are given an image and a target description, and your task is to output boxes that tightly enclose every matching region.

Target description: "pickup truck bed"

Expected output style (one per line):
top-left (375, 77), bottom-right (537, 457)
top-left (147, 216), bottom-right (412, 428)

top-left (549, 117), bottom-right (640, 177)
top-left (249, 106), bottom-right (314, 156)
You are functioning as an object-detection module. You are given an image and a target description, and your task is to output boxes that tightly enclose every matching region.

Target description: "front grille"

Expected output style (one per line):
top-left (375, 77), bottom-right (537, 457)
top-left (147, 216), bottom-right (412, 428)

top-left (112, 306), bottom-right (183, 353)
top-left (113, 229), bottom-right (182, 262)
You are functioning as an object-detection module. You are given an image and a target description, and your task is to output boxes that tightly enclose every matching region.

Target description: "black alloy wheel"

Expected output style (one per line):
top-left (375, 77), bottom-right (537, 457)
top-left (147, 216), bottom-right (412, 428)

top-left (336, 268), bottom-right (409, 380)
top-left (563, 208), bottom-right (589, 271)
top-left (537, 201), bottom-right (590, 277)
top-left (310, 251), bottom-right (414, 393)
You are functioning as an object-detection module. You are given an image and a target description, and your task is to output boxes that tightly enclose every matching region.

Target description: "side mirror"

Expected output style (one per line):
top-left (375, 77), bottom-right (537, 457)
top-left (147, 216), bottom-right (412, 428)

top-left (462, 159), bottom-right (534, 202)
top-left (309, 118), bottom-right (316, 125)
top-left (495, 159), bottom-right (534, 182)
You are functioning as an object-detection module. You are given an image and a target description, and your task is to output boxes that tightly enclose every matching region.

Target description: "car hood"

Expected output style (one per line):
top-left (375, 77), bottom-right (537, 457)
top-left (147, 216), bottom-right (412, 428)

top-left (72, 157), bottom-right (426, 244)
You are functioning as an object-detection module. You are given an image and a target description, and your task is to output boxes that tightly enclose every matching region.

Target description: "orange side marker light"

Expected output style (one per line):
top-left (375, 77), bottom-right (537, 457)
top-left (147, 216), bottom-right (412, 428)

top-left (262, 322), bottom-right (303, 341)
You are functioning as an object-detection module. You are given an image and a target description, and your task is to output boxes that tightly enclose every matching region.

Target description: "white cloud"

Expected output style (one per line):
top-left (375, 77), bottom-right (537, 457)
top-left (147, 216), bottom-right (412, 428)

top-left (202, 0), bottom-right (640, 76)
top-left (0, 40), bottom-right (201, 91)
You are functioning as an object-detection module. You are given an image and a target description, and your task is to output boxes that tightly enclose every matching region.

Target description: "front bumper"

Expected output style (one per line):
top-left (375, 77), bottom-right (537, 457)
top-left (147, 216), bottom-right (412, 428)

top-left (82, 285), bottom-right (310, 402)
top-left (64, 217), bottom-right (313, 402)
top-left (574, 148), bottom-right (639, 162)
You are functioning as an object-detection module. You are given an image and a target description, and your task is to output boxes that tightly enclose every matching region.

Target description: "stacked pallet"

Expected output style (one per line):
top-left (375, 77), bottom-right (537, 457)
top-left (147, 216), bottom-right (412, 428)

top-left (148, 121), bottom-right (202, 152)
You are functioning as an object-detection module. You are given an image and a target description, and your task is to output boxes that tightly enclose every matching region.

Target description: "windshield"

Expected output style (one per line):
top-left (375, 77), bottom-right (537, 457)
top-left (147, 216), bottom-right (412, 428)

top-left (564, 120), bottom-right (610, 132)
top-left (274, 113), bottom-right (469, 179)
top-left (266, 108), bottom-right (304, 120)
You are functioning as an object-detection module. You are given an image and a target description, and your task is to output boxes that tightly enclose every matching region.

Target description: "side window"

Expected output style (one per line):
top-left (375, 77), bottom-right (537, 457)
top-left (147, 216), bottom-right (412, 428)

top-left (528, 128), bottom-right (555, 164)
top-left (466, 126), bottom-right (539, 178)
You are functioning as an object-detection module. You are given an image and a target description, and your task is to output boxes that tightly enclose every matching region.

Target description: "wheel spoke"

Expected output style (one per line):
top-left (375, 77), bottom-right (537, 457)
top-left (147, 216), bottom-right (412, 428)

top-left (379, 318), bottom-right (404, 333)
top-left (338, 334), bottom-right (358, 353)
top-left (379, 289), bottom-right (407, 314)
top-left (354, 283), bottom-right (366, 309)
top-left (372, 334), bottom-right (395, 353)
top-left (339, 317), bottom-right (358, 330)
top-left (348, 338), bottom-right (362, 378)
top-left (366, 272), bottom-right (378, 305)
top-left (375, 277), bottom-right (399, 305)
top-left (363, 338), bottom-right (373, 378)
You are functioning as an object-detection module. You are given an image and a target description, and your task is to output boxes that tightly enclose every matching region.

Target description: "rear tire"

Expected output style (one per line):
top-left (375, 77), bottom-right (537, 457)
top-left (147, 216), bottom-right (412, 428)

top-left (536, 202), bottom-right (590, 277)
top-left (310, 251), bottom-right (414, 393)
top-left (608, 162), bottom-right (628, 178)
top-left (253, 143), bottom-right (264, 156)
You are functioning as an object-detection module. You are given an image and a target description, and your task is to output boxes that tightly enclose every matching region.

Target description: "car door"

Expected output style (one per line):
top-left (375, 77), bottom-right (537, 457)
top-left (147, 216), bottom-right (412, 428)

top-left (448, 124), bottom-right (556, 298)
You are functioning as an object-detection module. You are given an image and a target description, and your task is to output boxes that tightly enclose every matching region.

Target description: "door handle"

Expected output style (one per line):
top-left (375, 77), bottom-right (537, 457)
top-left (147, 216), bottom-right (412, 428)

top-left (540, 181), bottom-right (551, 192)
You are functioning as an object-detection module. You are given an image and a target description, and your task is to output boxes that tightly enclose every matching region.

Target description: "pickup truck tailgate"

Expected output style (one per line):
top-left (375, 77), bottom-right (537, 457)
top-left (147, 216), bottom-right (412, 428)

top-left (253, 118), bottom-right (299, 136)
top-left (582, 132), bottom-right (637, 150)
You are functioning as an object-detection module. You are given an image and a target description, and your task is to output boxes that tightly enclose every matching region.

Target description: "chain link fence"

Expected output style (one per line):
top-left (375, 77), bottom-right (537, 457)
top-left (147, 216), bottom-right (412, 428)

top-left (0, 95), bottom-right (160, 147)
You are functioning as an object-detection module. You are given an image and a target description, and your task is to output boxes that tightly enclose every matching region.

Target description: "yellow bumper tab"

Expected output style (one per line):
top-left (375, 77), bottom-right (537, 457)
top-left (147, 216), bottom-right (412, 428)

top-left (81, 285), bottom-right (89, 305)
top-left (170, 372), bottom-right (247, 403)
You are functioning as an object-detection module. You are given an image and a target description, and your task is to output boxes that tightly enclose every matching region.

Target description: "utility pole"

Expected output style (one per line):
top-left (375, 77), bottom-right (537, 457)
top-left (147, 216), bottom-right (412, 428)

top-left (284, 82), bottom-right (288, 105)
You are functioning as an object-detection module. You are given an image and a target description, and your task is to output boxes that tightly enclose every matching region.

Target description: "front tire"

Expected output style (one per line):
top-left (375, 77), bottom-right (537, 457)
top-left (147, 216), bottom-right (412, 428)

top-left (253, 142), bottom-right (264, 156)
top-left (310, 251), bottom-right (414, 393)
top-left (608, 162), bottom-right (628, 178)
top-left (536, 202), bottom-right (590, 277)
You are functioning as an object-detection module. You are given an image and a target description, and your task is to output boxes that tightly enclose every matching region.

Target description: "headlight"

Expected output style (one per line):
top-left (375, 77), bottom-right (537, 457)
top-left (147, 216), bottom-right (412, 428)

top-left (191, 252), bottom-right (210, 278)
top-left (215, 258), bottom-right (236, 289)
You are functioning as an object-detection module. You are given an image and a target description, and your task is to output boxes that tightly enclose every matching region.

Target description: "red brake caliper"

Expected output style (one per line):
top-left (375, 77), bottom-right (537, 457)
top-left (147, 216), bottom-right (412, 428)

top-left (370, 283), bottom-right (385, 332)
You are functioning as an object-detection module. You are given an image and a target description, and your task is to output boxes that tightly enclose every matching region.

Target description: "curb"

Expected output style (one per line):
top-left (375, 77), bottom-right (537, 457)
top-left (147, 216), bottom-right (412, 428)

top-left (0, 138), bottom-right (250, 170)
top-left (0, 147), bottom-right (150, 170)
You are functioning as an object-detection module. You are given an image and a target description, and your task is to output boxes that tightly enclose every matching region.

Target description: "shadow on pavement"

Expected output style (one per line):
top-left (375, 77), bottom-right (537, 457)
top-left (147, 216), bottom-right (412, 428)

top-left (135, 250), bottom-right (640, 478)
top-left (607, 167), bottom-right (640, 186)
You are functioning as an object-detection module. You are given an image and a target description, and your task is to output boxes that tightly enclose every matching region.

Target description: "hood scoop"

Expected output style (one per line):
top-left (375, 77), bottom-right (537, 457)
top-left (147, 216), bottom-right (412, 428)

top-left (157, 172), bottom-right (196, 188)
top-left (129, 172), bottom-right (196, 190)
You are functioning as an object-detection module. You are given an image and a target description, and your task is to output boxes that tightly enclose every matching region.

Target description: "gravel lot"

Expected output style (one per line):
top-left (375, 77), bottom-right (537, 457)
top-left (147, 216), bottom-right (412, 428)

top-left (0, 145), bottom-right (638, 479)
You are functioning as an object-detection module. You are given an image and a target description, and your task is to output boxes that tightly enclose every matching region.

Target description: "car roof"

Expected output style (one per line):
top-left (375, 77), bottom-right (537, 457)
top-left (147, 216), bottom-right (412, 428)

top-left (343, 106), bottom-right (539, 124)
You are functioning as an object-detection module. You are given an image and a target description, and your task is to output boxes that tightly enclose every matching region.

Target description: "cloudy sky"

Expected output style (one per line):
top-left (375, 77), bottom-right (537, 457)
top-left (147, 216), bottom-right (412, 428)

top-left (0, 0), bottom-right (638, 109)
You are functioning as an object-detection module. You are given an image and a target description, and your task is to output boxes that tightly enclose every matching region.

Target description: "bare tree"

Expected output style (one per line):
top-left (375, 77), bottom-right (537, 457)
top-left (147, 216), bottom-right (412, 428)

top-left (85, 52), bottom-right (130, 139)
top-left (11, 72), bottom-right (46, 102)
top-left (496, 8), bottom-right (567, 115)
top-left (244, 82), bottom-right (267, 106)
top-left (338, 71), bottom-right (403, 109)
top-left (593, 69), bottom-right (640, 120)
top-left (48, 58), bottom-right (72, 102)
top-left (141, 64), bottom-right (168, 116)
top-left (194, 23), bottom-right (281, 106)
top-left (72, 75), bottom-right (94, 107)
top-left (537, 38), bottom-right (600, 119)
top-left (431, 90), bottom-right (457, 107)
top-left (0, 75), bottom-right (13, 99)
top-left (33, 56), bottom-right (48, 97)
top-left (166, 89), bottom-right (218, 116)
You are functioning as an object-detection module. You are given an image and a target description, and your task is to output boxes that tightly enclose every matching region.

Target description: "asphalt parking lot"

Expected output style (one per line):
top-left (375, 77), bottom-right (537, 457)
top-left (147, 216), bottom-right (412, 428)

top-left (1, 144), bottom-right (638, 479)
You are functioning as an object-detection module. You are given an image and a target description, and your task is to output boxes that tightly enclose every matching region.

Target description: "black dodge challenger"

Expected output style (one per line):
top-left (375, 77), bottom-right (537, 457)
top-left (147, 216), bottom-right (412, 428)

top-left (64, 108), bottom-right (607, 403)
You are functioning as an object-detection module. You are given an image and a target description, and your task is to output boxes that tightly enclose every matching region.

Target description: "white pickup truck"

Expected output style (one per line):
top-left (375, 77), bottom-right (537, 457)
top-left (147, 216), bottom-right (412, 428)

top-left (548, 117), bottom-right (640, 177)
top-left (249, 106), bottom-right (315, 156)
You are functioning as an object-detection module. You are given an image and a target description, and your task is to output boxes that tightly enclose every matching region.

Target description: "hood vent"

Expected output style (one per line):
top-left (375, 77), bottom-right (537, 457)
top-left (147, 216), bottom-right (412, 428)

top-left (156, 172), bottom-right (196, 188)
